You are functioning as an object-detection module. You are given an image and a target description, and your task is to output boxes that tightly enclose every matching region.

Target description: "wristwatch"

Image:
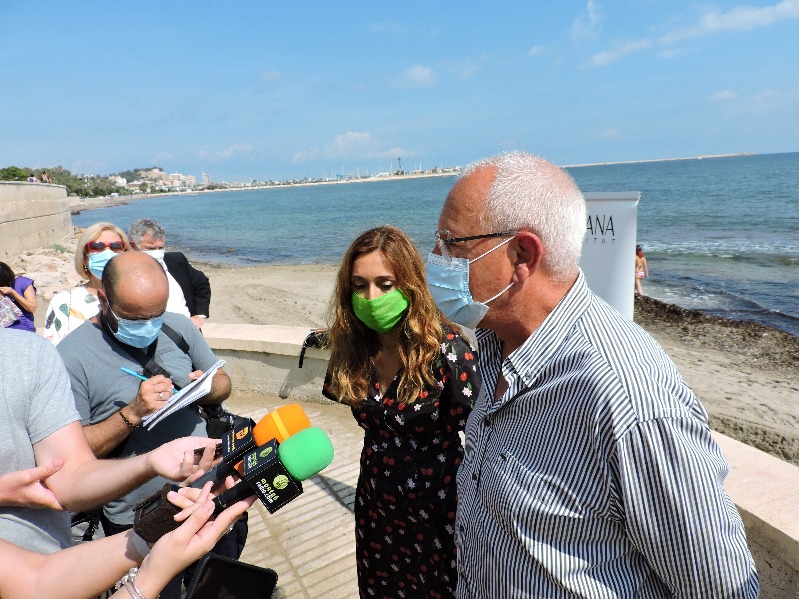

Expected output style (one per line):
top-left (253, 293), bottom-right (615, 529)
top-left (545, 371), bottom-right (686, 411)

top-left (196, 315), bottom-right (208, 319)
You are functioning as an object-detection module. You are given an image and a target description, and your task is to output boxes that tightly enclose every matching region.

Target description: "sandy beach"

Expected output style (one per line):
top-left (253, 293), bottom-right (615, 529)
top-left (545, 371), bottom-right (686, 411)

top-left (15, 230), bottom-right (799, 466)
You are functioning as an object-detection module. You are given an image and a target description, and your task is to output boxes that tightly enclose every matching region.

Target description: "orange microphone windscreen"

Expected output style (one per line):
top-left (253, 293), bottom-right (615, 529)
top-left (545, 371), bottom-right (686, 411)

top-left (252, 403), bottom-right (311, 445)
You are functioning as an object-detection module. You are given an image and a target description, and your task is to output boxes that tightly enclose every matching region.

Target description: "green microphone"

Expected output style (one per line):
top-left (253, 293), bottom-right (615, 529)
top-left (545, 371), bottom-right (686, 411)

top-left (133, 427), bottom-right (334, 543)
top-left (213, 426), bottom-right (334, 514)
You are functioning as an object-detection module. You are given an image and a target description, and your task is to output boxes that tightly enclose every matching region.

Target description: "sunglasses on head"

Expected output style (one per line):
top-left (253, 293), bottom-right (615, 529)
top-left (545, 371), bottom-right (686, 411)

top-left (85, 240), bottom-right (126, 253)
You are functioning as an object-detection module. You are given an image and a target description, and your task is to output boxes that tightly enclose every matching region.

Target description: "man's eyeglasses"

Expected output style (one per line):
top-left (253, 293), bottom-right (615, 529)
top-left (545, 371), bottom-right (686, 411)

top-left (435, 230), bottom-right (516, 261)
top-left (86, 240), bottom-right (126, 253)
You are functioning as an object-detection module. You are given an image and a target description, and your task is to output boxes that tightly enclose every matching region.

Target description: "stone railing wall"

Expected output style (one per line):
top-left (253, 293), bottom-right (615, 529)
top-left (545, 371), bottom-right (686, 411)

top-left (0, 182), bottom-right (71, 262)
top-left (202, 322), bottom-right (799, 598)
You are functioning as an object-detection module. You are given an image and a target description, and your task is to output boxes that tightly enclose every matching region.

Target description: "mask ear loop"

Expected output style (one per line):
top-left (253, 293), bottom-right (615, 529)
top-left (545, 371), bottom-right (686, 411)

top-left (468, 235), bottom-right (515, 264)
top-left (469, 236), bottom-right (516, 304)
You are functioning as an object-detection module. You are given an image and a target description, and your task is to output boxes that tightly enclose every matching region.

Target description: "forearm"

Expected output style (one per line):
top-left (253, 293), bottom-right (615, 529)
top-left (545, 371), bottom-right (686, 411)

top-left (14, 289), bottom-right (37, 313)
top-left (34, 531), bottom-right (141, 599)
top-left (83, 408), bottom-right (137, 458)
top-left (59, 451), bottom-right (154, 513)
top-left (199, 370), bottom-right (231, 406)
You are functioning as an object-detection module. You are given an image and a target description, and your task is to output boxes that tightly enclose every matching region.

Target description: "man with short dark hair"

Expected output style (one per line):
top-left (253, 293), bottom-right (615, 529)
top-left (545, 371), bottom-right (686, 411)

top-left (427, 151), bottom-right (758, 597)
top-left (128, 218), bottom-right (211, 329)
top-left (57, 251), bottom-right (242, 598)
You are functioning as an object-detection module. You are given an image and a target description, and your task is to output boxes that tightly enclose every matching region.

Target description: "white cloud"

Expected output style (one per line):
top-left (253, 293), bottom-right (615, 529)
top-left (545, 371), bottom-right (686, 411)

top-left (661, 0), bottom-right (799, 44)
top-left (153, 152), bottom-right (173, 162)
top-left (711, 90), bottom-right (738, 101)
top-left (397, 64), bottom-right (437, 87)
top-left (197, 144), bottom-right (252, 161)
top-left (585, 38), bottom-right (653, 68)
top-left (572, 0), bottom-right (603, 42)
top-left (586, 0), bottom-right (799, 67)
top-left (292, 148), bottom-right (319, 163)
top-left (326, 131), bottom-right (376, 158)
top-left (446, 55), bottom-right (489, 80)
top-left (525, 45), bottom-right (545, 59)
top-left (293, 131), bottom-right (416, 164)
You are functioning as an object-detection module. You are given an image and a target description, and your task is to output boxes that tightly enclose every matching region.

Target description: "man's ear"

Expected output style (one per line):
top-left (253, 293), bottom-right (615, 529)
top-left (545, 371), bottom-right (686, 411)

top-left (97, 288), bottom-right (108, 309)
top-left (512, 231), bottom-right (543, 283)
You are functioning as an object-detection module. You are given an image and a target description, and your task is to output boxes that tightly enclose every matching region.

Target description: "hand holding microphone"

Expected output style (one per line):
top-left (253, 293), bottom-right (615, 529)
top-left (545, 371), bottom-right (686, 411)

top-left (133, 426), bottom-right (334, 543)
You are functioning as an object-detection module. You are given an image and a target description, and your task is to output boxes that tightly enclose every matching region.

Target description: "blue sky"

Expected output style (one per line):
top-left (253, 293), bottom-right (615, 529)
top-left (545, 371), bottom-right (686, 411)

top-left (2, 1), bottom-right (797, 182)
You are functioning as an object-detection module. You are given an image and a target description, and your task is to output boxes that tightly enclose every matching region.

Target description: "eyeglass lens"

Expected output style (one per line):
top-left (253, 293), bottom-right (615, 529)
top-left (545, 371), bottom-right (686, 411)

top-left (88, 241), bottom-right (125, 252)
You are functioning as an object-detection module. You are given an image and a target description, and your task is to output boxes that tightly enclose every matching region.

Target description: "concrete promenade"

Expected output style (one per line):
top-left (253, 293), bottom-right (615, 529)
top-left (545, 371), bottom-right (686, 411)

top-left (225, 391), bottom-right (362, 598)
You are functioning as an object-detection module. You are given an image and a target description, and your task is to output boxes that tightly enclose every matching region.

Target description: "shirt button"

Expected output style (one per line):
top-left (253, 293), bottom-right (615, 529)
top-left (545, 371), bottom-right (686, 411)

top-left (485, 416), bottom-right (491, 425)
top-left (472, 471), bottom-right (478, 481)
top-left (459, 524), bottom-right (465, 533)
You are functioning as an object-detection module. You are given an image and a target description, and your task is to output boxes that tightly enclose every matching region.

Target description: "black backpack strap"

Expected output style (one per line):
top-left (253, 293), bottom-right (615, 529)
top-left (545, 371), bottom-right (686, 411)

top-left (161, 323), bottom-right (190, 354)
top-left (101, 314), bottom-right (191, 389)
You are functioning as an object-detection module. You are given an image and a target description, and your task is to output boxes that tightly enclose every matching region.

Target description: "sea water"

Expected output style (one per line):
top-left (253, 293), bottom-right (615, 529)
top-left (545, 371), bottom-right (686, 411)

top-left (73, 152), bottom-right (799, 336)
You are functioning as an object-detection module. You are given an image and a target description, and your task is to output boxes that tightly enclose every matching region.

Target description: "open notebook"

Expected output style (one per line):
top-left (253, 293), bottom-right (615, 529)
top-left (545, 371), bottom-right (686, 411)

top-left (142, 359), bottom-right (225, 430)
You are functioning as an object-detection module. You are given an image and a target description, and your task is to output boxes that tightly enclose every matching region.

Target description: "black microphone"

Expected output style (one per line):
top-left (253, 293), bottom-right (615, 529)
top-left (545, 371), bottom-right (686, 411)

top-left (133, 427), bottom-right (334, 543)
top-left (211, 426), bottom-right (333, 515)
top-left (190, 404), bottom-right (311, 490)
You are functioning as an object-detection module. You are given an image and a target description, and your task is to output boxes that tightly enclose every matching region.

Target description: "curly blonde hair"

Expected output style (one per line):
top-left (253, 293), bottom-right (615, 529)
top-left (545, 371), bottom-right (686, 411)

top-left (327, 225), bottom-right (453, 407)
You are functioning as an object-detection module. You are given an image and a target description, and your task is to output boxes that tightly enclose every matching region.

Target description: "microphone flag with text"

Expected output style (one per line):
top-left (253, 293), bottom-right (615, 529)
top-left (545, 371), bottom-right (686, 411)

top-left (133, 426), bottom-right (334, 543)
top-left (191, 403), bottom-right (312, 490)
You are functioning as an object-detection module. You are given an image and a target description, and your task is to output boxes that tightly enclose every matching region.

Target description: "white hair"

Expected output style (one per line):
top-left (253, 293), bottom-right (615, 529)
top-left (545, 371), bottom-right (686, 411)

top-left (462, 151), bottom-right (586, 282)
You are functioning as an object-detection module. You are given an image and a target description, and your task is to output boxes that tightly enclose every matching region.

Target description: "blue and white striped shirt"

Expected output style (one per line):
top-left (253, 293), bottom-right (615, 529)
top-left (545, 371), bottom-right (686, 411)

top-left (455, 272), bottom-right (758, 598)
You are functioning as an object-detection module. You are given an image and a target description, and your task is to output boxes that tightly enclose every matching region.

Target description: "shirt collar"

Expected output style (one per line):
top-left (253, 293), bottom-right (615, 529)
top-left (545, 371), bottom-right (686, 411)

top-left (486, 270), bottom-right (592, 391)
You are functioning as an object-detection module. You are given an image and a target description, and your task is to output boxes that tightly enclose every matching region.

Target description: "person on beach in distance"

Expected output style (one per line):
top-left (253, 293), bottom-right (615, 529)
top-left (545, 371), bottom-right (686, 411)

top-left (635, 243), bottom-right (649, 296)
top-left (427, 151), bottom-right (758, 597)
top-left (0, 261), bottom-right (37, 332)
top-left (56, 250), bottom-right (243, 599)
top-left (128, 218), bottom-right (211, 329)
top-left (0, 461), bottom-right (253, 599)
top-left (43, 221), bottom-right (129, 345)
top-left (323, 225), bottom-right (479, 599)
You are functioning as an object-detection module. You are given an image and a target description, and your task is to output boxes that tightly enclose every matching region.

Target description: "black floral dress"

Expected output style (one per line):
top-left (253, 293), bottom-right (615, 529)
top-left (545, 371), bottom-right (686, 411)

top-left (325, 325), bottom-right (479, 599)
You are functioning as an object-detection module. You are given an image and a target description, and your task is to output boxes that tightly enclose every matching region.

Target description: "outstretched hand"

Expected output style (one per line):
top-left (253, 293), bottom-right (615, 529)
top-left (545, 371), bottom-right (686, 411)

top-left (132, 483), bottom-right (254, 596)
top-left (146, 437), bottom-right (220, 482)
top-left (0, 460), bottom-right (65, 510)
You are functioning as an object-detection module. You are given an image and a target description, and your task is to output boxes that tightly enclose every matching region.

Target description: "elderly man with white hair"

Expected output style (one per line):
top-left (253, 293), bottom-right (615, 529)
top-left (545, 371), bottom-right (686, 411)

top-left (426, 151), bottom-right (758, 598)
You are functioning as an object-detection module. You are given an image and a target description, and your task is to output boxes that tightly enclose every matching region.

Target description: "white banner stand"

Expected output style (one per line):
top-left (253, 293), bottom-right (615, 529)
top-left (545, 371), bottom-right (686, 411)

top-left (581, 192), bottom-right (641, 320)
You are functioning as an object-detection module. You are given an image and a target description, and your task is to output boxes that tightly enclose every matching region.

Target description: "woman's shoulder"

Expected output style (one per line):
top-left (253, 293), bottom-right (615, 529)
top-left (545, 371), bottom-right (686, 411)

top-left (438, 322), bottom-right (476, 353)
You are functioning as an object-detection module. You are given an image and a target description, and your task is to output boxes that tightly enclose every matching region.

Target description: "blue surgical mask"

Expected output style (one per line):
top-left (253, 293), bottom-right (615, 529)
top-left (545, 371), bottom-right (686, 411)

top-left (109, 306), bottom-right (164, 348)
top-left (425, 237), bottom-right (514, 329)
top-left (87, 249), bottom-right (118, 279)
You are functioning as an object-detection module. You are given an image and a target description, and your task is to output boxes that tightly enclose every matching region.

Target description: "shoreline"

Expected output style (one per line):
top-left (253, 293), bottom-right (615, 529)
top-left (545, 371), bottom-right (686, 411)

top-left (69, 151), bottom-right (761, 214)
top-left (68, 170), bottom-right (460, 214)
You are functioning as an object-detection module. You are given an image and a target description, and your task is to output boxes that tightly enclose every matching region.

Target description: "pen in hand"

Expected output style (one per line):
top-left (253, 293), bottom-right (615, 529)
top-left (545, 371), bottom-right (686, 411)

top-left (119, 367), bottom-right (176, 394)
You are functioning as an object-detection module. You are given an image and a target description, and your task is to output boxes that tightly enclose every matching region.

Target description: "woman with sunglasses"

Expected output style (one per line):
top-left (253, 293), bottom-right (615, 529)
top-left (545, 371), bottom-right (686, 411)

top-left (324, 225), bottom-right (480, 599)
top-left (43, 222), bottom-right (129, 345)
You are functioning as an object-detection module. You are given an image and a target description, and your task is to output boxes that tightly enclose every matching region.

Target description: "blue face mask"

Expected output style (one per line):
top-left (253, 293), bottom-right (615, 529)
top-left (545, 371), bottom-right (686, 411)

top-left (425, 237), bottom-right (514, 329)
top-left (108, 306), bottom-right (164, 348)
top-left (87, 249), bottom-right (118, 279)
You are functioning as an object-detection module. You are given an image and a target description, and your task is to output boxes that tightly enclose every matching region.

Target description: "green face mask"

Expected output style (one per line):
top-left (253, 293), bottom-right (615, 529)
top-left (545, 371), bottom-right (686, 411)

top-left (351, 288), bottom-right (410, 334)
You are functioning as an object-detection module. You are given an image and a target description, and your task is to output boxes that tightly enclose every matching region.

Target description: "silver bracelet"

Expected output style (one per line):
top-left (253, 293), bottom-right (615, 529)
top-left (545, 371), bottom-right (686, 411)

top-left (114, 567), bottom-right (147, 599)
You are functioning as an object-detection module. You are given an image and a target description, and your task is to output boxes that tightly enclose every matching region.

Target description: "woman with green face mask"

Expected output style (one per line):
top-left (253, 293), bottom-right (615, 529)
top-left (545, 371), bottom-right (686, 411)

top-left (324, 225), bottom-right (480, 599)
